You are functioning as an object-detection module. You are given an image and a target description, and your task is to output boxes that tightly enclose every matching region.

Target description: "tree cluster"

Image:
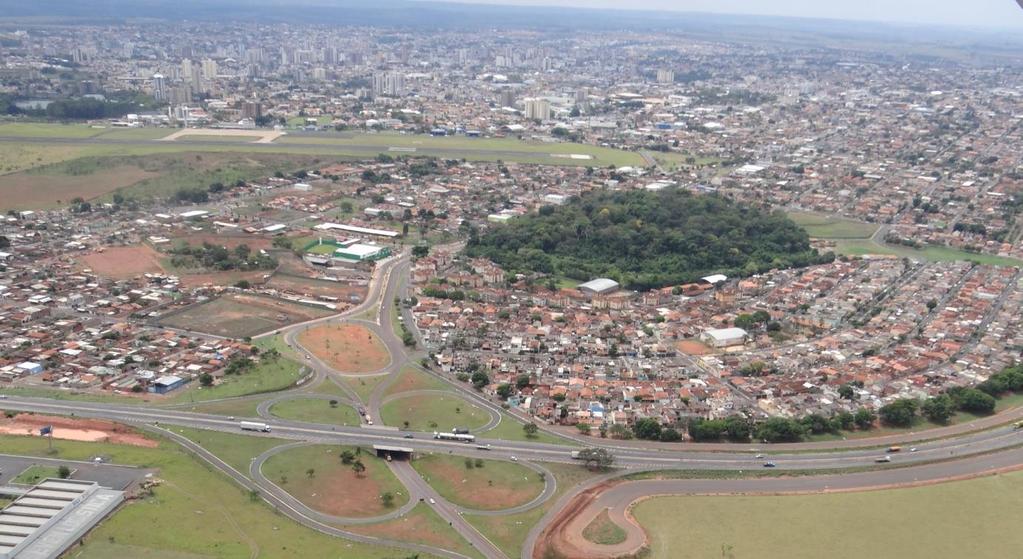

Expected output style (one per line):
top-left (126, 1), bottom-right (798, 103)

top-left (168, 241), bottom-right (276, 271)
top-left (466, 188), bottom-right (830, 291)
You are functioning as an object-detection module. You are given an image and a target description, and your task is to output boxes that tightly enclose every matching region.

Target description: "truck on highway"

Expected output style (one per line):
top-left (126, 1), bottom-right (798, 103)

top-left (239, 421), bottom-right (272, 433)
top-left (570, 451), bottom-right (582, 459)
top-left (887, 446), bottom-right (902, 453)
top-left (452, 427), bottom-right (470, 435)
top-left (434, 431), bottom-right (475, 443)
top-left (476, 444), bottom-right (491, 450)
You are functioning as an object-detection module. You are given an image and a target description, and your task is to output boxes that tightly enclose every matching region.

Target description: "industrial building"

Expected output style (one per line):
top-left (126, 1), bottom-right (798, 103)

top-left (699, 327), bottom-right (749, 348)
top-left (578, 278), bottom-right (620, 295)
top-left (0, 479), bottom-right (124, 559)
top-left (333, 244), bottom-right (391, 263)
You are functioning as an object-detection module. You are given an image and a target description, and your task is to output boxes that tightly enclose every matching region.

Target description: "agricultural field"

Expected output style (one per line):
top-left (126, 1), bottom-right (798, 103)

top-left (158, 294), bottom-right (334, 338)
top-left (632, 469), bottom-right (1023, 559)
top-left (260, 444), bottom-right (408, 518)
top-left (0, 432), bottom-right (418, 559)
top-left (411, 454), bottom-right (545, 511)
top-left (380, 393), bottom-right (491, 432)
top-left (268, 397), bottom-right (362, 426)
top-left (80, 245), bottom-right (165, 280)
top-left (297, 323), bottom-right (391, 373)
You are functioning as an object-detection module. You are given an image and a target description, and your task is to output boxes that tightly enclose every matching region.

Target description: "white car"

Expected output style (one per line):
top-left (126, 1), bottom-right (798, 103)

top-left (428, 498), bottom-right (436, 504)
top-left (510, 456), bottom-right (518, 461)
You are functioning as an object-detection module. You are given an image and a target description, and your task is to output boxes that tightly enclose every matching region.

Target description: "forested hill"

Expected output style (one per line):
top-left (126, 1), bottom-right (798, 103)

top-left (465, 188), bottom-right (833, 291)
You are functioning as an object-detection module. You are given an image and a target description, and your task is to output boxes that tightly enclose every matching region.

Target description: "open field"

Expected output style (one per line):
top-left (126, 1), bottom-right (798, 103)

top-left (261, 444), bottom-right (408, 517)
top-left (0, 433), bottom-right (422, 559)
top-left (0, 163), bottom-right (157, 210)
top-left (347, 503), bottom-right (480, 558)
top-left (165, 354), bottom-right (306, 404)
top-left (181, 398), bottom-right (262, 419)
top-left (380, 393), bottom-right (490, 432)
top-left (338, 374), bottom-right (387, 403)
top-left (633, 469), bottom-right (1023, 559)
top-left (465, 462), bottom-right (604, 558)
top-left (172, 426), bottom-right (290, 475)
top-left (267, 273), bottom-right (367, 302)
top-left (383, 366), bottom-right (451, 397)
top-left (412, 454), bottom-right (544, 511)
top-left (0, 122), bottom-right (105, 138)
top-left (269, 397), bottom-right (361, 426)
top-left (787, 211), bottom-right (879, 239)
top-left (676, 339), bottom-right (712, 356)
top-left (581, 508), bottom-right (626, 545)
top-left (170, 233), bottom-right (274, 251)
top-left (80, 244), bottom-right (165, 279)
top-left (482, 412), bottom-right (575, 446)
top-left (835, 239), bottom-right (1023, 267)
top-left (0, 143), bottom-right (88, 174)
top-left (298, 323), bottom-right (391, 373)
top-left (11, 465), bottom-right (64, 485)
top-left (158, 294), bottom-right (334, 338)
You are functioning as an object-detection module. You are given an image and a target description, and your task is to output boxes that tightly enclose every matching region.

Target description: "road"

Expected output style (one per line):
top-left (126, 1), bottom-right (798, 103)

top-left (7, 246), bottom-right (1023, 558)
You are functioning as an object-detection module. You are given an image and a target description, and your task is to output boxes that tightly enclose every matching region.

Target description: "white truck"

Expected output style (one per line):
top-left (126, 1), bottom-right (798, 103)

top-left (240, 421), bottom-right (272, 433)
top-left (570, 451), bottom-right (582, 459)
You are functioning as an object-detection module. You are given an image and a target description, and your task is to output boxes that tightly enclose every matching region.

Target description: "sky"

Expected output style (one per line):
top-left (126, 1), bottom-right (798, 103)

top-left (439, 0), bottom-right (1023, 29)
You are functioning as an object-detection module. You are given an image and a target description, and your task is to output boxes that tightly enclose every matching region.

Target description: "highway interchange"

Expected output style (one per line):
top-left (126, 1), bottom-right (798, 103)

top-left (4, 253), bottom-right (1023, 559)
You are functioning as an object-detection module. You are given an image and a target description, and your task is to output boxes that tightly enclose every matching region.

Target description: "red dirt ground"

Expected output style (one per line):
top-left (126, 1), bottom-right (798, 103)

top-left (0, 414), bottom-right (158, 447)
top-left (535, 479), bottom-right (625, 559)
top-left (298, 324), bottom-right (390, 374)
top-left (677, 339), bottom-right (712, 355)
top-left (80, 245), bottom-right (165, 280)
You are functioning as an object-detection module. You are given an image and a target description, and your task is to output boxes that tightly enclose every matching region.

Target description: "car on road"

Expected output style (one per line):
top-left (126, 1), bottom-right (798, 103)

top-left (428, 498), bottom-right (436, 504)
top-left (887, 446), bottom-right (902, 452)
top-left (510, 456), bottom-right (518, 461)
top-left (876, 455), bottom-right (892, 463)
top-left (909, 447), bottom-right (918, 452)
top-left (305, 354), bottom-right (311, 360)
top-left (0, 394), bottom-right (7, 399)
top-left (403, 434), bottom-right (414, 439)
top-left (754, 454), bottom-right (764, 459)
top-left (762, 462), bottom-right (776, 468)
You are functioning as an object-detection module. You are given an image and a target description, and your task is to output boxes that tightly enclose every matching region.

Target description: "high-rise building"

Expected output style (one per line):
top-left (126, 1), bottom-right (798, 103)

top-left (372, 72), bottom-right (404, 97)
top-left (523, 98), bottom-right (551, 121)
top-left (152, 73), bottom-right (167, 102)
top-left (201, 58), bottom-right (218, 80)
top-left (241, 102), bottom-right (262, 120)
top-left (656, 69), bottom-right (675, 84)
top-left (499, 89), bottom-right (516, 108)
top-left (312, 67), bottom-right (327, 81)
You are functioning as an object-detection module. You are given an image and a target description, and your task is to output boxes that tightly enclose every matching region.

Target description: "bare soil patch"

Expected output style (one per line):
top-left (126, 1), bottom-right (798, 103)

top-left (298, 324), bottom-right (390, 373)
top-left (677, 339), bottom-right (712, 356)
top-left (158, 293), bottom-right (333, 338)
top-left (0, 165), bottom-right (157, 209)
top-left (0, 413), bottom-right (157, 447)
top-left (80, 244), bottom-right (165, 280)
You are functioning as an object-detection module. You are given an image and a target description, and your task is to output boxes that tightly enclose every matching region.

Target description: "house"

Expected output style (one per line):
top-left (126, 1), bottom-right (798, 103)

top-left (149, 375), bottom-right (187, 394)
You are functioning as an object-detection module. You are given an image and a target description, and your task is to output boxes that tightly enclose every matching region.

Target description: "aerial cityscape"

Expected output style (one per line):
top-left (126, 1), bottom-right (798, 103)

top-left (1, 1), bottom-right (1023, 558)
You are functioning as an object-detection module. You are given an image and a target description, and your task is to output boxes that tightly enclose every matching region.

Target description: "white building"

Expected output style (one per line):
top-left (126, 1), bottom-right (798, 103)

top-left (523, 98), bottom-right (551, 121)
top-left (700, 327), bottom-right (749, 348)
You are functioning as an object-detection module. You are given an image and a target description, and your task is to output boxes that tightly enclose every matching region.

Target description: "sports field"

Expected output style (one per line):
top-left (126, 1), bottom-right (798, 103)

top-left (633, 470), bottom-right (1023, 559)
top-left (412, 454), bottom-right (544, 510)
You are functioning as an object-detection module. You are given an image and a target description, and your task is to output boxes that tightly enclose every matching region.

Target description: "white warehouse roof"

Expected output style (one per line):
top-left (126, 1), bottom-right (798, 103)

top-left (578, 278), bottom-right (620, 294)
top-left (702, 327), bottom-right (748, 341)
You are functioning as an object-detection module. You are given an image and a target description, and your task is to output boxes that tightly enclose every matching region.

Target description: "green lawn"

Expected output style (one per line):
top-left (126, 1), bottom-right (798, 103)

top-left (633, 469), bottom-right (1023, 559)
top-left (383, 366), bottom-right (452, 397)
top-left (165, 356), bottom-right (307, 404)
top-left (482, 412), bottom-right (576, 446)
top-left (0, 122), bottom-right (104, 138)
top-left (348, 503), bottom-right (482, 559)
top-left (582, 508), bottom-right (627, 545)
top-left (412, 454), bottom-right (544, 511)
top-left (787, 211), bottom-right (879, 239)
top-left (269, 398), bottom-right (361, 426)
top-left (380, 393), bottom-right (491, 432)
top-left (261, 444), bottom-right (408, 518)
top-left (465, 462), bottom-right (605, 558)
top-left (305, 243), bottom-right (337, 255)
top-left (171, 426), bottom-right (290, 475)
top-left (337, 374), bottom-right (387, 404)
top-left (0, 434), bottom-right (429, 559)
top-left (11, 465), bottom-right (64, 485)
top-left (835, 239), bottom-right (1023, 267)
top-left (179, 398), bottom-right (262, 419)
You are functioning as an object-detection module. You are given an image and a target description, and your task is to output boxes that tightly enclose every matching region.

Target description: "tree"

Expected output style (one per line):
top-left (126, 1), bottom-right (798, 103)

top-left (576, 448), bottom-right (615, 470)
top-left (633, 418), bottom-right (663, 441)
top-left (351, 459), bottom-right (366, 477)
top-left (659, 427), bottom-right (682, 442)
top-left (340, 450), bottom-right (356, 464)
top-left (609, 424), bottom-right (633, 440)
top-left (879, 399), bottom-right (919, 427)
top-left (464, 458), bottom-right (474, 469)
top-left (199, 373), bottom-right (214, 387)
top-left (837, 384), bottom-right (856, 400)
top-left (58, 465), bottom-right (72, 479)
top-left (272, 236), bottom-right (293, 250)
top-left (956, 388), bottom-right (996, 414)
top-left (496, 383), bottom-right (514, 399)
top-left (470, 371), bottom-right (490, 390)
top-left (523, 422), bottom-right (539, 438)
top-left (723, 416), bottom-right (752, 441)
top-left (234, 280), bottom-right (251, 289)
top-left (854, 408), bottom-right (876, 430)
top-left (381, 491), bottom-right (395, 507)
top-left (412, 245), bottom-right (430, 259)
top-left (576, 423), bottom-right (592, 435)
top-left (755, 417), bottom-right (806, 443)
top-left (515, 374), bottom-right (531, 389)
top-left (922, 394), bottom-right (956, 424)
top-left (306, 468), bottom-right (316, 478)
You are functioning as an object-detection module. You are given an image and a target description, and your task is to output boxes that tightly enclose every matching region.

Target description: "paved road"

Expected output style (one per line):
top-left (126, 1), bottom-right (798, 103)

top-left (0, 453), bottom-right (148, 491)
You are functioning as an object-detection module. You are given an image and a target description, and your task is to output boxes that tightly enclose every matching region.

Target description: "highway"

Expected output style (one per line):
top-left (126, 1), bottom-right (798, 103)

top-left (5, 249), bottom-right (1023, 559)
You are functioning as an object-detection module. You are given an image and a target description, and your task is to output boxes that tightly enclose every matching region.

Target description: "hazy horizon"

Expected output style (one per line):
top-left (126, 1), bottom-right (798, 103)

top-left (429, 0), bottom-right (1023, 29)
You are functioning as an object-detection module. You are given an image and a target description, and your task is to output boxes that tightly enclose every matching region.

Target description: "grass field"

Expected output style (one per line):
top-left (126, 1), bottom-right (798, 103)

top-left (835, 239), bottom-right (1023, 267)
top-left (159, 294), bottom-right (334, 339)
top-left (269, 397), bottom-right (361, 426)
top-left (383, 366), bottom-right (451, 397)
top-left (261, 444), bottom-right (408, 518)
top-left (172, 426), bottom-right (290, 475)
top-left (298, 323), bottom-right (391, 374)
top-left (482, 412), bottom-right (575, 446)
top-left (581, 508), bottom-right (627, 545)
top-left (412, 454), bottom-right (544, 511)
top-left (633, 469), bottom-right (1023, 559)
top-left (347, 503), bottom-right (481, 559)
top-left (787, 211), bottom-right (879, 239)
top-left (11, 465), bottom-right (64, 485)
top-left (179, 398), bottom-right (262, 419)
top-left (0, 386), bottom-right (150, 404)
top-left (380, 393), bottom-right (491, 432)
top-left (465, 462), bottom-right (605, 558)
top-left (165, 355), bottom-right (307, 404)
top-left (0, 433), bottom-right (427, 559)
top-left (0, 122), bottom-right (104, 138)
top-left (337, 375), bottom-right (387, 403)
